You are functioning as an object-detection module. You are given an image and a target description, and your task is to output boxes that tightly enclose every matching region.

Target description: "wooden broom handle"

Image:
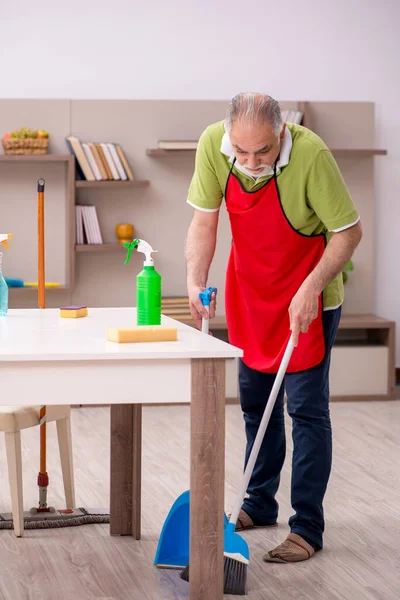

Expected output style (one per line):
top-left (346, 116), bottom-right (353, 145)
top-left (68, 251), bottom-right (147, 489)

top-left (38, 179), bottom-right (45, 309)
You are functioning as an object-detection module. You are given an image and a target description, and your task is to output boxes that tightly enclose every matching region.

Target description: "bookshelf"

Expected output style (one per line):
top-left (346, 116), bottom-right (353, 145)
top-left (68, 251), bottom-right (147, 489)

top-left (0, 154), bottom-right (72, 162)
top-left (76, 180), bottom-right (149, 189)
top-left (0, 150), bottom-right (148, 292)
top-left (146, 146), bottom-right (387, 158)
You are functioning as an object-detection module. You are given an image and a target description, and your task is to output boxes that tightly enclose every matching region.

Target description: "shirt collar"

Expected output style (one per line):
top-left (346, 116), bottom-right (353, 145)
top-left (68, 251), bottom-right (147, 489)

top-left (220, 123), bottom-right (293, 181)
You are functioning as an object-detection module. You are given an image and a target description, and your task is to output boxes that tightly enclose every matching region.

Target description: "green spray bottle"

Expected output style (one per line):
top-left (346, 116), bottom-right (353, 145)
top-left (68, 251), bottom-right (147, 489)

top-left (124, 238), bottom-right (161, 325)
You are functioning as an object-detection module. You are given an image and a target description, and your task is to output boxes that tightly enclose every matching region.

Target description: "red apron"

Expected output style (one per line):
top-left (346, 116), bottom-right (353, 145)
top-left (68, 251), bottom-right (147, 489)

top-left (225, 162), bottom-right (326, 373)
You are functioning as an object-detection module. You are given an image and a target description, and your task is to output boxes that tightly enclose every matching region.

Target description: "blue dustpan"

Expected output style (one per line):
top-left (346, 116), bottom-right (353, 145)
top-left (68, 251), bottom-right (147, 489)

top-left (154, 490), bottom-right (190, 568)
top-left (154, 289), bottom-right (218, 570)
top-left (154, 490), bottom-right (249, 569)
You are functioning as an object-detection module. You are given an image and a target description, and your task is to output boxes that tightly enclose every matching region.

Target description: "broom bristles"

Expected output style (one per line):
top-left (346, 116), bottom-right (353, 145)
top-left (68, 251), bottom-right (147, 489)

top-left (180, 556), bottom-right (247, 595)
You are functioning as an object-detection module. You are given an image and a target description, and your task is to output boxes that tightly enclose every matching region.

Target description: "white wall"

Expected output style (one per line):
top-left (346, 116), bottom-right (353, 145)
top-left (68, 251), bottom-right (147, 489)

top-left (1, 0), bottom-right (399, 365)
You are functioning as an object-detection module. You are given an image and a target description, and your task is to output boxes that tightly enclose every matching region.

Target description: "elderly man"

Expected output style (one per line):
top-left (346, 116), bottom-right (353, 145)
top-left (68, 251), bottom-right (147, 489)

top-left (185, 93), bottom-right (362, 562)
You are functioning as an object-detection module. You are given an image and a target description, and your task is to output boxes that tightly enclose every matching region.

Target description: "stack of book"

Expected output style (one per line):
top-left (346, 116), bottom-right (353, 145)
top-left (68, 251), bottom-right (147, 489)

top-left (75, 205), bottom-right (102, 244)
top-left (66, 136), bottom-right (135, 182)
top-left (161, 296), bottom-right (191, 321)
top-left (281, 109), bottom-right (303, 124)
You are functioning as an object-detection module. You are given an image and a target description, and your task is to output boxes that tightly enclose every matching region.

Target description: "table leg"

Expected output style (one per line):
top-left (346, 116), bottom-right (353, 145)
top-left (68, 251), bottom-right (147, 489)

top-left (132, 404), bottom-right (142, 540)
top-left (110, 404), bottom-right (142, 538)
top-left (190, 358), bottom-right (225, 600)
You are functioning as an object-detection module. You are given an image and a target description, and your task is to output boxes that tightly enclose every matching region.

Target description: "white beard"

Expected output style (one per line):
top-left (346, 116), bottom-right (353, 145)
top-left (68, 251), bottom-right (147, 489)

top-left (238, 164), bottom-right (273, 180)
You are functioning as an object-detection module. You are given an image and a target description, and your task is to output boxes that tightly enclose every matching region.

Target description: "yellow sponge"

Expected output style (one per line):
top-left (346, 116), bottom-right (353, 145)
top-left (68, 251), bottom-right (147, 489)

top-left (60, 306), bottom-right (88, 318)
top-left (107, 326), bottom-right (178, 343)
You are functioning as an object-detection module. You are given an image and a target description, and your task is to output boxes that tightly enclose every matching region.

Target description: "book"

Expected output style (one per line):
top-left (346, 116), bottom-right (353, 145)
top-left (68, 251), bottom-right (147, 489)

top-left (115, 145), bottom-right (135, 181)
top-left (100, 143), bottom-right (120, 180)
top-left (66, 136), bottom-right (95, 181)
top-left (96, 144), bottom-right (113, 179)
top-left (281, 109), bottom-right (303, 125)
top-left (75, 206), bottom-right (85, 244)
top-left (76, 205), bottom-right (103, 244)
top-left (107, 143), bottom-right (127, 180)
top-left (88, 143), bottom-right (108, 180)
top-left (82, 143), bottom-right (102, 181)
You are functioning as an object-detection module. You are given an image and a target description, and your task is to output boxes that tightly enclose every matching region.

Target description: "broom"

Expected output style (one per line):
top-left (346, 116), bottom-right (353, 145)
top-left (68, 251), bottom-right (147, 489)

top-left (181, 332), bottom-right (295, 595)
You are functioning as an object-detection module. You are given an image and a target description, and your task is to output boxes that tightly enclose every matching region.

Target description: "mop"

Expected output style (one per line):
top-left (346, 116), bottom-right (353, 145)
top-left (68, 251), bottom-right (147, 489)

top-left (0, 179), bottom-right (109, 531)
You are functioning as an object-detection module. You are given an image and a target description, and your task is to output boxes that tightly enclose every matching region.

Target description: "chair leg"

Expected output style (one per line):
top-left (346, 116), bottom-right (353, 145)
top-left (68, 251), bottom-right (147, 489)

top-left (56, 416), bottom-right (76, 509)
top-left (5, 431), bottom-right (24, 537)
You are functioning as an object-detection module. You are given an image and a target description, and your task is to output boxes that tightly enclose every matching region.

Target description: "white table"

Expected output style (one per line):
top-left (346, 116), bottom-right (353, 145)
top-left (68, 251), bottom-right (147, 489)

top-left (0, 308), bottom-right (242, 600)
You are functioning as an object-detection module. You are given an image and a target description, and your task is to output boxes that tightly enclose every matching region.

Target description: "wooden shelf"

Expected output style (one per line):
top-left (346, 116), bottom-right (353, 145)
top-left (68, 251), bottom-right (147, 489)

top-left (330, 149), bottom-right (387, 156)
top-left (146, 148), bottom-right (196, 157)
top-left (0, 154), bottom-right (72, 162)
top-left (76, 180), bottom-right (149, 189)
top-left (176, 313), bottom-right (395, 331)
top-left (173, 315), bottom-right (227, 329)
top-left (337, 313), bottom-right (394, 329)
top-left (147, 147), bottom-right (387, 158)
top-left (8, 285), bottom-right (68, 292)
top-left (176, 312), bottom-right (395, 402)
top-left (75, 244), bottom-right (125, 253)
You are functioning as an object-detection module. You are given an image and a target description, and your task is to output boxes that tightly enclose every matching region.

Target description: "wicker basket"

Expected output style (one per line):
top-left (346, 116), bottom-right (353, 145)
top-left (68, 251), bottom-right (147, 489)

top-left (2, 137), bottom-right (49, 155)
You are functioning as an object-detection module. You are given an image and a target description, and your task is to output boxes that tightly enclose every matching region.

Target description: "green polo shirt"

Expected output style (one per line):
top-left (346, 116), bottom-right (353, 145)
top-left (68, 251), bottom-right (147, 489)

top-left (187, 121), bottom-right (359, 309)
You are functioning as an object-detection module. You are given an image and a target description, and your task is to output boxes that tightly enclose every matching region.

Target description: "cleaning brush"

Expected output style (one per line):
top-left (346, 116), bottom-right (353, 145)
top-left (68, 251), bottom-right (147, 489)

top-left (181, 332), bottom-right (295, 595)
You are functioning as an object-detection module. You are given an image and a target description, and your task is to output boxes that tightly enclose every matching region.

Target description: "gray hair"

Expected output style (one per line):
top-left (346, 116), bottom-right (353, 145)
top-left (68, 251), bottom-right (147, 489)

top-left (225, 93), bottom-right (283, 136)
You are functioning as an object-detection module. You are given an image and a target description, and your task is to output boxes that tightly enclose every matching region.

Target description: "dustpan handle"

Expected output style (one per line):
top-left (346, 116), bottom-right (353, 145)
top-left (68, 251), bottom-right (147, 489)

top-left (201, 305), bottom-right (210, 334)
top-left (199, 286), bottom-right (217, 334)
top-left (229, 335), bottom-right (295, 526)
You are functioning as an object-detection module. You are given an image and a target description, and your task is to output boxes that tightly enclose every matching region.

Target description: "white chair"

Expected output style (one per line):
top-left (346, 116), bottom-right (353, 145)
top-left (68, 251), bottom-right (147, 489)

top-left (0, 405), bottom-right (75, 537)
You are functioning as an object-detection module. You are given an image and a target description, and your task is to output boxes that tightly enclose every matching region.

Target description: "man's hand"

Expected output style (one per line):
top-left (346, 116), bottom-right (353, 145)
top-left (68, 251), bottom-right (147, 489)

top-left (188, 285), bottom-right (217, 331)
top-left (289, 286), bottom-right (319, 347)
top-left (289, 222), bottom-right (362, 347)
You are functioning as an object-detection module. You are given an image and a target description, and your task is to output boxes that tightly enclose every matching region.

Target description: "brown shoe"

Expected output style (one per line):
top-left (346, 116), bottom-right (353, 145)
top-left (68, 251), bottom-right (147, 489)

top-left (228, 509), bottom-right (277, 532)
top-left (263, 533), bottom-right (316, 563)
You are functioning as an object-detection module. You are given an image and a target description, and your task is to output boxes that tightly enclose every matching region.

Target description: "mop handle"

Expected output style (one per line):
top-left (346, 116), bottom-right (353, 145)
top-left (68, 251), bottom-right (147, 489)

top-left (37, 179), bottom-right (47, 485)
top-left (229, 335), bottom-right (295, 525)
top-left (39, 405), bottom-right (47, 475)
top-left (38, 178), bottom-right (45, 310)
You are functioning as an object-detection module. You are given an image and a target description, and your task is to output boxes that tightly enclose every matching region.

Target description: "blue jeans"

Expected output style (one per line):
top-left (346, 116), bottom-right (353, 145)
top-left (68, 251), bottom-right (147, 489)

top-left (239, 307), bottom-right (341, 549)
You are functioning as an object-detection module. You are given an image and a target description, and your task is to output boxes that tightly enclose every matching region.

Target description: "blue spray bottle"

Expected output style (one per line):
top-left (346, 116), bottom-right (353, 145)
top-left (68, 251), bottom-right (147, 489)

top-left (0, 234), bottom-right (12, 316)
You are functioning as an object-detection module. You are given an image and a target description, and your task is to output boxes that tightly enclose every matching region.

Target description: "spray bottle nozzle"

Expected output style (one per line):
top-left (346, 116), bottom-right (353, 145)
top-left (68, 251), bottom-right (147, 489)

top-left (124, 238), bottom-right (157, 266)
top-left (0, 234), bottom-right (12, 250)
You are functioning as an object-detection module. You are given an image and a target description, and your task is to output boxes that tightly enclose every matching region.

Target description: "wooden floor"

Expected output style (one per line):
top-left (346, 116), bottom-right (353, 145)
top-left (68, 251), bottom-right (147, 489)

top-left (0, 400), bottom-right (399, 600)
